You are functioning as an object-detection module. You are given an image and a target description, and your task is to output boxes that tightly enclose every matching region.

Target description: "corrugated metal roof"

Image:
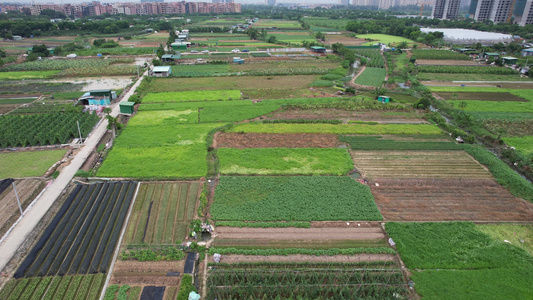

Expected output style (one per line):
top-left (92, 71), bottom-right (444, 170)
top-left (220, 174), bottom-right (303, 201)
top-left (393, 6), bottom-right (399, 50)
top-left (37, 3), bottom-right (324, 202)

top-left (153, 66), bottom-right (171, 72)
top-left (120, 101), bottom-right (135, 106)
top-left (522, 49), bottom-right (533, 52)
top-left (311, 46), bottom-right (326, 50)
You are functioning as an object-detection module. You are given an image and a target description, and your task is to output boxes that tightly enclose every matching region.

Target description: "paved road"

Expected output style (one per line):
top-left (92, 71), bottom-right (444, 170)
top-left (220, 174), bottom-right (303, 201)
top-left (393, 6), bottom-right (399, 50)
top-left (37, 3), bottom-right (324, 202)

top-left (0, 71), bottom-right (147, 272)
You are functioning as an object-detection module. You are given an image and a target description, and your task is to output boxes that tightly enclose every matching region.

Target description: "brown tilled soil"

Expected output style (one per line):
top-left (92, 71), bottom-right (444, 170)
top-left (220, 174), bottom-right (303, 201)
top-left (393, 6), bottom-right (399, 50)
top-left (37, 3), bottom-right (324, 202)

top-left (436, 92), bottom-right (528, 102)
top-left (215, 132), bottom-right (340, 148)
top-left (416, 59), bottom-right (481, 66)
top-left (370, 178), bottom-right (533, 222)
top-left (0, 179), bottom-right (46, 238)
top-left (111, 260), bottom-right (184, 286)
top-left (215, 227), bottom-right (385, 240)
top-left (212, 254), bottom-right (396, 264)
top-left (264, 108), bottom-right (429, 124)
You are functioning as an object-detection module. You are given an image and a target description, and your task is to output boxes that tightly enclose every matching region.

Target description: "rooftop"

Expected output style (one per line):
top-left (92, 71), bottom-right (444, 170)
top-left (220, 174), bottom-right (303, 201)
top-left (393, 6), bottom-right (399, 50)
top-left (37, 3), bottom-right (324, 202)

top-left (153, 66), bottom-right (171, 72)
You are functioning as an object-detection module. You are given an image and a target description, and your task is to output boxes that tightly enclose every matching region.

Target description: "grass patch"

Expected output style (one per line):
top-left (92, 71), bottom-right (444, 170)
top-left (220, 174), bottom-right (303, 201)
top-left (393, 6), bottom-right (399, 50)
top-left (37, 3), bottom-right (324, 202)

top-left (209, 247), bottom-right (394, 255)
top-left (212, 176), bottom-right (382, 221)
top-left (386, 222), bottom-right (532, 269)
top-left (477, 224), bottom-right (533, 256)
top-left (218, 148), bottom-right (353, 175)
top-left (0, 70), bottom-right (61, 80)
top-left (215, 221), bottom-right (311, 228)
top-left (0, 98), bottom-right (36, 105)
top-left (448, 100), bottom-right (533, 113)
top-left (52, 92), bottom-right (85, 99)
top-left (354, 67), bottom-right (386, 87)
top-left (128, 110), bottom-right (198, 125)
top-left (0, 150), bottom-right (66, 178)
top-left (502, 136), bottom-right (533, 154)
top-left (227, 123), bottom-right (442, 135)
top-left (357, 34), bottom-right (414, 46)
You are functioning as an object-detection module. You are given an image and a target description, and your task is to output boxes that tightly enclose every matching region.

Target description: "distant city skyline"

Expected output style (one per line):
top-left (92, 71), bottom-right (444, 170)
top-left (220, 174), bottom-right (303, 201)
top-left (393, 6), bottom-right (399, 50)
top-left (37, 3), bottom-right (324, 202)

top-left (1, 0), bottom-right (429, 4)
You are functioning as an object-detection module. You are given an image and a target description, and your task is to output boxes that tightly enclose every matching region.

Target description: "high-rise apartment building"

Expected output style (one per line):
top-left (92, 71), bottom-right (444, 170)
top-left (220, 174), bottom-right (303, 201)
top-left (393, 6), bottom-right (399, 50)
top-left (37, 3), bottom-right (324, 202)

top-left (518, 0), bottom-right (533, 24)
top-left (432, 0), bottom-right (461, 19)
top-left (340, 0), bottom-right (350, 5)
top-left (267, 0), bottom-right (276, 6)
top-left (470, 0), bottom-right (514, 23)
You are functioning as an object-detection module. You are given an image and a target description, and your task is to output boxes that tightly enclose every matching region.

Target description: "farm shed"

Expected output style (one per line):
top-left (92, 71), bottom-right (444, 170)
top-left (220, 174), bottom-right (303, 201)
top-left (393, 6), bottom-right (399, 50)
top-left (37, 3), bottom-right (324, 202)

top-left (521, 49), bottom-right (533, 57)
top-left (161, 54), bottom-right (181, 62)
top-left (483, 52), bottom-right (500, 59)
top-left (151, 66), bottom-right (172, 77)
top-left (502, 57), bottom-right (518, 65)
top-left (78, 89), bottom-right (116, 106)
top-left (171, 42), bottom-right (188, 50)
top-left (310, 46), bottom-right (327, 54)
top-left (377, 96), bottom-right (390, 103)
top-left (119, 101), bottom-right (135, 114)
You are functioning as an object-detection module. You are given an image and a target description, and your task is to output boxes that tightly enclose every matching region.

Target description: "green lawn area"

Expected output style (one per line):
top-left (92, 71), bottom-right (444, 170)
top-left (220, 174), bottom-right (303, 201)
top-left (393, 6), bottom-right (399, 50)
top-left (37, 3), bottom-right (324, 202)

top-left (477, 224), bottom-right (533, 256)
top-left (357, 34), bottom-right (415, 46)
top-left (354, 67), bottom-right (386, 87)
top-left (0, 150), bottom-right (66, 178)
top-left (211, 176), bottom-right (382, 221)
top-left (218, 148), bottom-right (353, 175)
top-left (502, 136), bottom-right (533, 154)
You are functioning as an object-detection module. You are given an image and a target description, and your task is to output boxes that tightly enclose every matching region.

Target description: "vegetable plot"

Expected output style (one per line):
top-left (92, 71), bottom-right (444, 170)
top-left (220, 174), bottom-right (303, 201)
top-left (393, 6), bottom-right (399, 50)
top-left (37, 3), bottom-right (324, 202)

top-left (412, 49), bottom-right (470, 60)
top-left (211, 176), bottom-right (382, 221)
top-left (142, 90), bottom-right (242, 103)
top-left (15, 182), bottom-right (137, 278)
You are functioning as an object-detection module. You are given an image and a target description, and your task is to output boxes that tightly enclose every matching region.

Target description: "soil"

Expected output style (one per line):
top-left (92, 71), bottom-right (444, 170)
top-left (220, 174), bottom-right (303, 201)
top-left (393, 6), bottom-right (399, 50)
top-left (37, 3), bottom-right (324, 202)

top-left (212, 254), bottom-right (396, 264)
top-left (371, 178), bottom-right (533, 222)
top-left (111, 260), bottom-right (185, 286)
top-left (215, 132), bottom-right (340, 148)
top-left (324, 35), bottom-right (367, 46)
top-left (436, 92), bottom-right (528, 102)
top-left (215, 227), bottom-right (385, 241)
top-left (264, 108), bottom-right (429, 124)
top-left (416, 59), bottom-right (481, 66)
top-left (421, 81), bottom-right (533, 89)
top-left (0, 179), bottom-right (46, 239)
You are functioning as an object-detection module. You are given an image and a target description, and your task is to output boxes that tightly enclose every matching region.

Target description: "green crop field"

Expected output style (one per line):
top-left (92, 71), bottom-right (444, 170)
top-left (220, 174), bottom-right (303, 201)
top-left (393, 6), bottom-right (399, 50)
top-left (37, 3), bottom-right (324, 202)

top-left (211, 176), bottom-right (382, 221)
top-left (228, 123), bottom-right (442, 135)
top-left (97, 123), bottom-right (220, 179)
top-left (447, 100), bottom-right (533, 113)
top-left (170, 64), bottom-right (231, 77)
top-left (142, 90), bottom-right (242, 103)
top-left (0, 58), bottom-right (137, 77)
top-left (412, 49), bottom-right (470, 60)
top-left (218, 148), bottom-right (353, 175)
top-left (386, 222), bottom-right (533, 300)
top-left (418, 65), bottom-right (516, 75)
top-left (0, 150), bottom-right (66, 178)
top-left (341, 135), bottom-right (462, 150)
top-left (418, 73), bottom-right (529, 81)
top-left (0, 70), bottom-right (61, 80)
top-left (357, 34), bottom-right (414, 45)
top-left (503, 136), bottom-right (533, 154)
top-left (0, 98), bottom-right (36, 105)
top-left (354, 67), bottom-right (387, 87)
top-left (128, 110), bottom-right (197, 125)
top-left (253, 20), bottom-right (303, 29)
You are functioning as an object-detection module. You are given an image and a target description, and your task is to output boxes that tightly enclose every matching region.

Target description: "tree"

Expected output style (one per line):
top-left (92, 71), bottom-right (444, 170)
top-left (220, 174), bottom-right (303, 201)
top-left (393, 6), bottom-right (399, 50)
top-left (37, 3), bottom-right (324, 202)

top-left (32, 44), bottom-right (50, 57)
top-left (267, 36), bottom-right (277, 44)
top-left (0, 48), bottom-right (6, 57)
top-left (156, 43), bottom-right (165, 59)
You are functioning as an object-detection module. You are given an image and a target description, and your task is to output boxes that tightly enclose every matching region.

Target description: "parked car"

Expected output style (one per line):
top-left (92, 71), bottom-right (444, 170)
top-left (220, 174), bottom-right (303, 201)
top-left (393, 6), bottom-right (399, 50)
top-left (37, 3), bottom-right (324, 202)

top-left (190, 50), bottom-right (199, 53)
top-left (242, 49), bottom-right (250, 52)
top-left (231, 49), bottom-right (240, 53)
top-left (201, 50), bottom-right (209, 53)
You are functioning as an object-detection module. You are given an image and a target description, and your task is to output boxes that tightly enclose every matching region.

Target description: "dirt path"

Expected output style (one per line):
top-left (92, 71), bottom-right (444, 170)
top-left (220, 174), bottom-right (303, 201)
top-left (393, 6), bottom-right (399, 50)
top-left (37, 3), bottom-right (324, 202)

top-left (0, 71), bottom-right (148, 273)
top-left (349, 65), bottom-right (366, 85)
top-left (215, 227), bottom-right (385, 240)
top-left (214, 254), bottom-right (396, 264)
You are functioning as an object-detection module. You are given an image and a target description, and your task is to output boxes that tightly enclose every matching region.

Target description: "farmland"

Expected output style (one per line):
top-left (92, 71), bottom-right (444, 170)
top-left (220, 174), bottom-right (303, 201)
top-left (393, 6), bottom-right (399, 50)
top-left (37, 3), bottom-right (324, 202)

top-left (386, 222), bottom-right (533, 299)
top-left (228, 123), bottom-right (442, 135)
top-left (351, 150), bottom-right (493, 179)
top-left (503, 136), bottom-right (533, 154)
top-left (417, 65), bottom-right (517, 74)
top-left (0, 111), bottom-right (100, 147)
top-left (0, 274), bottom-right (105, 300)
top-left (412, 49), bottom-right (470, 60)
top-left (0, 150), bottom-right (66, 178)
top-left (97, 123), bottom-right (220, 179)
top-left (0, 179), bottom-right (46, 238)
top-left (215, 132), bottom-right (340, 148)
top-left (0, 71), bottom-right (61, 80)
top-left (123, 182), bottom-right (201, 245)
top-left (354, 67), bottom-right (387, 87)
top-left (211, 176), bottom-right (382, 221)
top-left (0, 58), bottom-right (137, 77)
top-left (356, 34), bottom-right (415, 46)
top-left (341, 135), bottom-right (462, 150)
top-left (206, 260), bottom-right (409, 299)
top-left (15, 181), bottom-right (137, 278)
top-left (142, 90), bottom-right (242, 103)
top-left (217, 148), bottom-right (354, 175)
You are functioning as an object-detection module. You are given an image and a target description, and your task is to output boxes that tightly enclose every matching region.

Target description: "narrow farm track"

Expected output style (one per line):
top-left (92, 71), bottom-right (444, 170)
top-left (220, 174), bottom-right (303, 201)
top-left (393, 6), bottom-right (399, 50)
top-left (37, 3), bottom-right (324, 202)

top-left (216, 227), bottom-right (385, 240)
top-left (0, 71), bottom-right (148, 273)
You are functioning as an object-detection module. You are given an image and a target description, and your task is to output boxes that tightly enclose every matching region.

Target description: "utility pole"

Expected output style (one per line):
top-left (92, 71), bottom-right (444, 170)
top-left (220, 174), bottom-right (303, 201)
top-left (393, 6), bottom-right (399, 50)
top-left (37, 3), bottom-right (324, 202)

top-left (77, 120), bottom-right (83, 144)
top-left (13, 182), bottom-right (23, 216)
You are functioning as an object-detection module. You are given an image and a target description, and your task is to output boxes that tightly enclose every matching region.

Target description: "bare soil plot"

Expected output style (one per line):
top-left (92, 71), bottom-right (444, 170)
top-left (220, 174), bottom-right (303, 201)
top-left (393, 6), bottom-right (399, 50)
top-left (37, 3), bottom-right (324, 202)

top-left (214, 132), bottom-right (340, 148)
top-left (437, 92), bottom-right (527, 101)
top-left (324, 35), bottom-right (367, 46)
top-left (123, 182), bottom-right (201, 245)
top-left (0, 178), bottom-right (46, 238)
top-left (111, 260), bottom-right (184, 286)
top-left (371, 179), bottom-right (533, 222)
top-left (416, 59), bottom-right (481, 66)
top-left (213, 226), bottom-right (389, 249)
top-left (351, 150), bottom-right (493, 179)
top-left (264, 108), bottom-right (429, 123)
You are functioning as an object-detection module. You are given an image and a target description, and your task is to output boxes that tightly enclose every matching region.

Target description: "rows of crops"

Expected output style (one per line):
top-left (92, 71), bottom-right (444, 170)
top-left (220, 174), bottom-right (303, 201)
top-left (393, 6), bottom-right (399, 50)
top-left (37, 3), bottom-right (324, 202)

top-left (341, 135), bottom-right (462, 150)
top-left (15, 182), bottom-right (137, 278)
top-left (0, 274), bottom-right (105, 300)
top-left (0, 111), bottom-right (100, 148)
top-left (0, 58), bottom-right (134, 72)
top-left (211, 176), bottom-right (382, 221)
top-left (353, 49), bottom-right (385, 68)
top-left (417, 65), bottom-right (516, 74)
top-left (206, 261), bottom-right (408, 299)
top-left (412, 49), bottom-right (470, 60)
top-left (142, 90), bottom-right (242, 103)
